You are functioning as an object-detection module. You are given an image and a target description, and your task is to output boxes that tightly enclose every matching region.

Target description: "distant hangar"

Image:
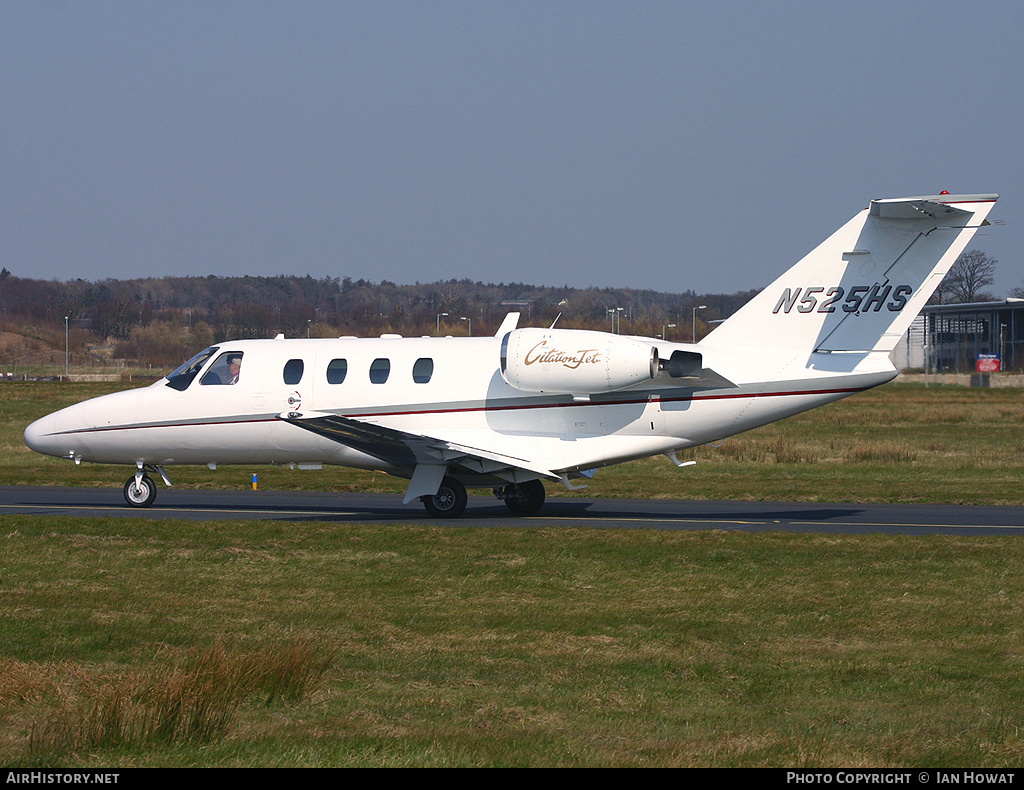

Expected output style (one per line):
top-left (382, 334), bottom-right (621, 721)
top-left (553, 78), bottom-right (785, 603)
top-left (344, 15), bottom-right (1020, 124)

top-left (894, 299), bottom-right (1024, 373)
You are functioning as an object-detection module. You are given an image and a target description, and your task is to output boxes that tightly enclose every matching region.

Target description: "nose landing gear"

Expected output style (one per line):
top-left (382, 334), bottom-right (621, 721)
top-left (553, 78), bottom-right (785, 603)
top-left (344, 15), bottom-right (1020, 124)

top-left (122, 465), bottom-right (171, 508)
top-left (123, 473), bottom-right (157, 508)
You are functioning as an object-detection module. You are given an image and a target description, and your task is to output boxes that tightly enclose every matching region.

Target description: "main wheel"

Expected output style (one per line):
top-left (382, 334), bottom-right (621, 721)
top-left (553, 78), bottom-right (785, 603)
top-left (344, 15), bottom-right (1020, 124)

top-left (502, 480), bottom-right (546, 515)
top-left (420, 476), bottom-right (468, 518)
top-left (123, 474), bottom-right (157, 508)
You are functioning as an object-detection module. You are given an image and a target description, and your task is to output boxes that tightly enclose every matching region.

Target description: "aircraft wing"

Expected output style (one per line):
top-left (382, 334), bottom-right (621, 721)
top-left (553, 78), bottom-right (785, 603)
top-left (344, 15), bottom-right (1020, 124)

top-left (279, 412), bottom-right (562, 502)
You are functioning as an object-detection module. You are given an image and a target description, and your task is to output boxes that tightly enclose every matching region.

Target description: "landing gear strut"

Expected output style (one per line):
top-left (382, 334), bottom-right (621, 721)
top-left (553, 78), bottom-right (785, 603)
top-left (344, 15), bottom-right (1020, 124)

top-left (497, 480), bottom-right (546, 515)
top-left (420, 476), bottom-right (468, 518)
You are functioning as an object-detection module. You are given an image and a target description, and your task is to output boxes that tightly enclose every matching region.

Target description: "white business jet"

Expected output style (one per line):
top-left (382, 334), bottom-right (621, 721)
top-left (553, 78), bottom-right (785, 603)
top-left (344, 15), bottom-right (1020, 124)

top-left (24, 193), bottom-right (997, 517)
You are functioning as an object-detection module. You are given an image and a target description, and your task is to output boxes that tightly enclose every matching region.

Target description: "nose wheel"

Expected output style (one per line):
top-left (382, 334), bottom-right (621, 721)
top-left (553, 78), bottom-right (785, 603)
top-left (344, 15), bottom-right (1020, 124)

top-left (123, 473), bottom-right (157, 508)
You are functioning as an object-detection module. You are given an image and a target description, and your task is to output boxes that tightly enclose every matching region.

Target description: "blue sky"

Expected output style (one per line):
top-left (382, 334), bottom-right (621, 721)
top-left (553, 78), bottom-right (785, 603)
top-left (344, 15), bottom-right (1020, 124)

top-left (2, 1), bottom-right (1021, 296)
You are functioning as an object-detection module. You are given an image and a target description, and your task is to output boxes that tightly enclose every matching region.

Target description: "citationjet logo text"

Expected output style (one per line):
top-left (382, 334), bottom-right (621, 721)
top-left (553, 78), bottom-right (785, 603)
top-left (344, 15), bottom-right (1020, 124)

top-left (773, 285), bottom-right (913, 315)
top-left (524, 341), bottom-right (601, 370)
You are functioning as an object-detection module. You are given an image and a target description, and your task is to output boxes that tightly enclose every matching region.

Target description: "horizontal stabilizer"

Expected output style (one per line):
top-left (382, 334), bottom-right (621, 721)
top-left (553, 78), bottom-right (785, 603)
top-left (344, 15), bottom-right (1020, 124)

top-left (869, 195), bottom-right (991, 221)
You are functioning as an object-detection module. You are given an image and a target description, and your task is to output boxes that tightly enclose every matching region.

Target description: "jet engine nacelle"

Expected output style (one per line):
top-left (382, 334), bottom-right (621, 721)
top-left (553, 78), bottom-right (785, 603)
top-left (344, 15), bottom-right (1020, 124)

top-left (500, 328), bottom-right (658, 395)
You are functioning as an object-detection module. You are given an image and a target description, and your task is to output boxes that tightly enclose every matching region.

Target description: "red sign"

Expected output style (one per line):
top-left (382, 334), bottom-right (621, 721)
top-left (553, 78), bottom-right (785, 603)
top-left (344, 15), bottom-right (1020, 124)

top-left (977, 355), bottom-right (1001, 372)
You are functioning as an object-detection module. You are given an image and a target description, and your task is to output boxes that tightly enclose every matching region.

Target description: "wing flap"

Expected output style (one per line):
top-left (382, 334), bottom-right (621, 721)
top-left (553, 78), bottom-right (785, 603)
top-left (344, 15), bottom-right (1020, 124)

top-left (281, 412), bottom-right (561, 485)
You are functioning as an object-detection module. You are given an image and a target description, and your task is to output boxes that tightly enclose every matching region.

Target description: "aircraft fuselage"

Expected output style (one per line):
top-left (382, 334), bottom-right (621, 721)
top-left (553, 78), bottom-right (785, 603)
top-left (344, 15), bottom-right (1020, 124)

top-left (25, 332), bottom-right (891, 481)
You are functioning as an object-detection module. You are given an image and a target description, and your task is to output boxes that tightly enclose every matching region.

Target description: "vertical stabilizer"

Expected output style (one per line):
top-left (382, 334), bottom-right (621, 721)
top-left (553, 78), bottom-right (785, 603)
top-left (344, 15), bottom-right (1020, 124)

top-left (702, 194), bottom-right (998, 354)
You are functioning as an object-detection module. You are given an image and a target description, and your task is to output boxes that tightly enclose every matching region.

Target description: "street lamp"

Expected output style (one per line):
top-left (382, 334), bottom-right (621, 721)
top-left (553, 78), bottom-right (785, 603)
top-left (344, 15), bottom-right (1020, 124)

top-left (608, 307), bottom-right (624, 334)
top-left (662, 323), bottom-right (676, 341)
top-left (460, 316), bottom-right (471, 336)
top-left (64, 316), bottom-right (69, 378)
top-left (692, 305), bottom-right (707, 343)
top-left (436, 312), bottom-right (448, 335)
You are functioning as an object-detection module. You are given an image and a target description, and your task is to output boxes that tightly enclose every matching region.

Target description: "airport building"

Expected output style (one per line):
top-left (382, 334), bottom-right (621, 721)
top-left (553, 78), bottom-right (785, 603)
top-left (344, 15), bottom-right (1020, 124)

top-left (893, 300), bottom-right (1024, 373)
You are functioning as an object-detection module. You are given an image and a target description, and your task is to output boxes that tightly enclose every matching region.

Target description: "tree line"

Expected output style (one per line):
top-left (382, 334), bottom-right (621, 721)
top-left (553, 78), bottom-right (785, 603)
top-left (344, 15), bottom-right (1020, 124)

top-left (0, 247), bottom-right (1005, 371)
top-left (0, 268), bottom-right (757, 369)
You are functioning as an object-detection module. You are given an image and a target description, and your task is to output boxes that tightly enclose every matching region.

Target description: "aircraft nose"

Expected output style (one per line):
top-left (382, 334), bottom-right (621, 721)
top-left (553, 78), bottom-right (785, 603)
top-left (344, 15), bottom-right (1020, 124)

top-left (24, 412), bottom-right (69, 458)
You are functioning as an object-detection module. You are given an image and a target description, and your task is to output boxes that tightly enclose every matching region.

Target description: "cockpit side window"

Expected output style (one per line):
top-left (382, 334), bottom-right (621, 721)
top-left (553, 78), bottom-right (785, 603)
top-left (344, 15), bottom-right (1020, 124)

top-left (200, 352), bottom-right (244, 386)
top-left (165, 347), bottom-right (219, 391)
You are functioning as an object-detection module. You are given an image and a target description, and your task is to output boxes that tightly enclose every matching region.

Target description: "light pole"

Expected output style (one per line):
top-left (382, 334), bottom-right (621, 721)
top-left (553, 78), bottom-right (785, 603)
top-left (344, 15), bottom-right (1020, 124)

top-left (436, 312), bottom-right (448, 335)
top-left (692, 305), bottom-right (706, 343)
top-left (64, 316), bottom-right (69, 378)
top-left (662, 323), bottom-right (676, 341)
top-left (460, 316), bottom-right (471, 335)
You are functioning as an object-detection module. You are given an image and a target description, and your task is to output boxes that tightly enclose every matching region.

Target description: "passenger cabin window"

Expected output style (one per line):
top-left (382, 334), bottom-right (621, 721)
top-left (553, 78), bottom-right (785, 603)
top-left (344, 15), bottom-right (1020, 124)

top-left (283, 359), bottom-right (304, 385)
top-left (413, 358), bottom-right (434, 383)
top-left (369, 358), bottom-right (390, 384)
top-left (199, 351), bottom-right (244, 386)
top-left (327, 359), bottom-right (348, 384)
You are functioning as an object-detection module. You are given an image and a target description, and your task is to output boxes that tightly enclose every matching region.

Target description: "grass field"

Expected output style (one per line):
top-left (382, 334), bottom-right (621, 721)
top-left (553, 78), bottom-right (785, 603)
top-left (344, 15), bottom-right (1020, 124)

top-left (4, 519), bottom-right (1024, 767)
top-left (1, 380), bottom-right (1023, 766)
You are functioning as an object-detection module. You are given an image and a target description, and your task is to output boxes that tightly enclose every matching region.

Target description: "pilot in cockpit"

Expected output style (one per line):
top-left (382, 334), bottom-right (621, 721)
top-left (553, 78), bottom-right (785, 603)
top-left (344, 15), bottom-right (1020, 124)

top-left (200, 352), bottom-right (243, 385)
top-left (226, 355), bottom-right (241, 384)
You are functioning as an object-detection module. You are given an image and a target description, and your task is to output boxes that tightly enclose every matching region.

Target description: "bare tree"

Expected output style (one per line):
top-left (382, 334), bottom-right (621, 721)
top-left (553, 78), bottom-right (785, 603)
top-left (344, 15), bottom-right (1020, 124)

top-left (940, 249), bottom-right (997, 303)
top-left (928, 272), bottom-right (953, 305)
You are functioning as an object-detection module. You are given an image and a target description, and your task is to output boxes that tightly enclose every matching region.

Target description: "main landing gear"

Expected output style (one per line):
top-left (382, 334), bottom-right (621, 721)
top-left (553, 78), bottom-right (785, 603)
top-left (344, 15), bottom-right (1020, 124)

top-left (420, 476), bottom-right (468, 518)
top-left (497, 480), bottom-right (546, 515)
top-left (418, 478), bottom-right (547, 518)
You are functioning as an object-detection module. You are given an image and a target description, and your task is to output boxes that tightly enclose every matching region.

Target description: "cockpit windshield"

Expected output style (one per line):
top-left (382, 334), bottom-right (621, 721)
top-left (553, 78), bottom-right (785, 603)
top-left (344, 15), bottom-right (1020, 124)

top-left (164, 347), bottom-right (219, 391)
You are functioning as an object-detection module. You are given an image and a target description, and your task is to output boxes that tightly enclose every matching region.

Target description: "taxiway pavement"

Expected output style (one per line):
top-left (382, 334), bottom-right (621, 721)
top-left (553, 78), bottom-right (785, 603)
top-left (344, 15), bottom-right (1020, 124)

top-left (2, 486), bottom-right (1024, 536)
